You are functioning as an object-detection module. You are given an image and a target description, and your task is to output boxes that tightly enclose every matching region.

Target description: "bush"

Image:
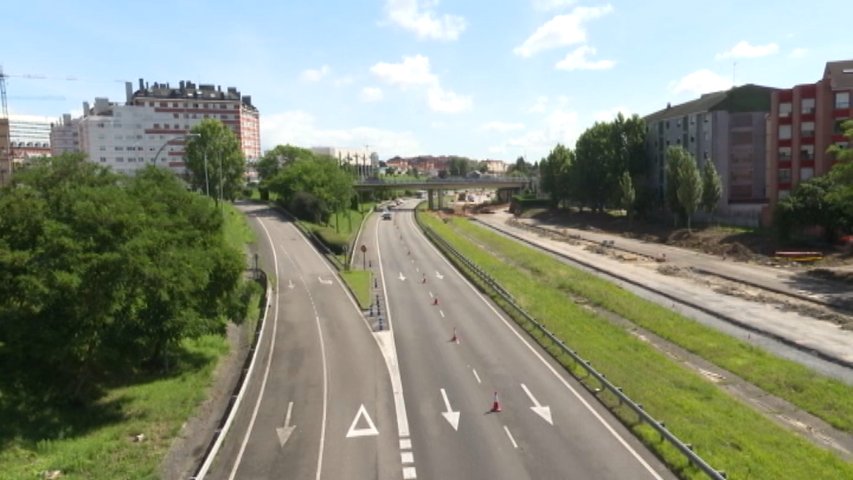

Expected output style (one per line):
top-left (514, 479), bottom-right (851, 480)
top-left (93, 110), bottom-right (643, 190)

top-left (312, 226), bottom-right (349, 254)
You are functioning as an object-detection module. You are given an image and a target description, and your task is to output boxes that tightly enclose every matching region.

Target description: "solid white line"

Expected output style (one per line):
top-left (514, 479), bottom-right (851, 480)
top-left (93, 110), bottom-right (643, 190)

top-left (503, 426), bottom-right (519, 449)
top-left (227, 217), bottom-right (283, 480)
top-left (472, 368), bottom-right (482, 384)
top-left (413, 212), bottom-right (665, 480)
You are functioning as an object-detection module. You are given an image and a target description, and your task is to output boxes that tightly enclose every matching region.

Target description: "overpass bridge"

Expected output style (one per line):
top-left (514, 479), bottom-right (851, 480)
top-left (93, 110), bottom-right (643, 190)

top-left (353, 176), bottom-right (529, 210)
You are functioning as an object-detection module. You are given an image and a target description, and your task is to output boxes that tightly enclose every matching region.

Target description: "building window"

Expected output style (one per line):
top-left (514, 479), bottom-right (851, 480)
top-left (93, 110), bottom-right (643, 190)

top-left (779, 124), bottom-right (792, 140)
top-left (100, 157), bottom-right (107, 163)
top-left (160, 102), bottom-right (167, 107)
top-left (801, 121), bottom-right (815, 138)
top-left (173, 113), bottom-right (179, 118)
top-left (153, 123), bottom-right (160, 129)
top-left (801, 145), bottom-right (814, 160)
top-left (836, 92), bottom-right (850, 109)
top-left (116, 157), bottom-right (124, 162)
top-left (801, 98), bottom-right (815, 114)
top-left (115, 146), bottom-right (123, 151)
top-left (778, 168), bottom-right (791, 183)
top-left (99, 145), bottom-right (106, 151)
top-left (779, 102), bottom-right (792, 117)
top-left (800, 167), bottom-right (814, 181)
top-left (173, 102), bottom-right (179, 107)
top-left (778, 146), bottom-right (791, 160)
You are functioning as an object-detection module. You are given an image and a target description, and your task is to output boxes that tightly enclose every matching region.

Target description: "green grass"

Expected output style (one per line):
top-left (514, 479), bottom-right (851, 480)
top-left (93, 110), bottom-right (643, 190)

top-left (420, 212), bottom-right (853, 480)
top-left (341, 270), bottom-right (373, 309)
top-left (223, 202), bottom-right (255, 250)
top-left (0, 335), bottom-right (229, 480)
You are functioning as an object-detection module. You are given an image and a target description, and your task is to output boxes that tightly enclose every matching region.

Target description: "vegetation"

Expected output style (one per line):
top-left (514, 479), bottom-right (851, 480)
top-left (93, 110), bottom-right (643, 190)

top-left (0, 154), bottom-right (260, 478)
top-left (340, 270), bottom-right (372, 309)
top-left (775, 119), bottom-right (853, 242)
top-left (420, 212), bottom-right (853, 479)
top-left (185, 119), bottom-right (246, 203)
top-left (266, 154), bottom-right (353, 225)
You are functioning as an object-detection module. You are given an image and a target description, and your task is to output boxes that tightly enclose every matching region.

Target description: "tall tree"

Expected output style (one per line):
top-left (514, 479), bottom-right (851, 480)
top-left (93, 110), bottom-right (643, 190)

top-left (267, 155), bottom-right (354, 223)
top-left (676, 153), bottom-right (703, 231)
top-left (573, 122), bottom-right (615, 211)
top-left (257, 144), bottom-right (314, 183)
top-left (185, 119), bottom-right (246, 203)
top-left (539, 144), bottom-right (573, 208)
top-left (700, 159), bottom-right (722, 217)
top-left (618, 171), bottom-right (636, 220)
top-left (665, 146), bottom-right (692, 226)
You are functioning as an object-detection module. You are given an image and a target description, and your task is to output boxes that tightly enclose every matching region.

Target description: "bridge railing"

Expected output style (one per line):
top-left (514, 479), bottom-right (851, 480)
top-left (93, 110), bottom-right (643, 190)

top-left (414, 209), bottom-right (727, 480)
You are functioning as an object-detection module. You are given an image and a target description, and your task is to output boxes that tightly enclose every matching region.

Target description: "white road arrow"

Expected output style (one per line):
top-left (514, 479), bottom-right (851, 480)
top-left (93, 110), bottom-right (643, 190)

top-left (276, 401), bottom-right (296, 447)
top-left (287, 279), bottom-right (295, 290)
top-left (318, 276), bottom-right (333, 285)
top-left (521, 383), bottom-right (553, 425)
top-left (435, 271), bottom-right (444, 280)
top-left (440, 388), bottom-right (460, 431)
top-left (346, 404), bottom-right (379, 438)
top-left (398, 272), bottom-right (406, 281)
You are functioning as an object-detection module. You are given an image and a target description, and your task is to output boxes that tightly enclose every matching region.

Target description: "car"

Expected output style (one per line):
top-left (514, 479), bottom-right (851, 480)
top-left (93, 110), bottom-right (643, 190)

top-left (382, 211), bottom-right (392, 220)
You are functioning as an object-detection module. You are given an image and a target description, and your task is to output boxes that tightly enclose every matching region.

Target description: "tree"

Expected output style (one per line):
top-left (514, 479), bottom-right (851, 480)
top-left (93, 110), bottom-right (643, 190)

top-left (267, 155), bottom-right (354, 223)
top-left (573, 122), bottom-right (615, 211)
top-left (618, 171), bottom-right (636, 219)
top-left (257, 144), bottom-right (314, 183)
top-left (539, 144), bottom-right (573, 208)
top-left (700, 159), bottom-right (722, 218)
top-left (665, 146), bottom-right (697, 227)
top-left (185, 119), bottom-right (246, 203)
top-left (675, 153), bottom-right (703, 231)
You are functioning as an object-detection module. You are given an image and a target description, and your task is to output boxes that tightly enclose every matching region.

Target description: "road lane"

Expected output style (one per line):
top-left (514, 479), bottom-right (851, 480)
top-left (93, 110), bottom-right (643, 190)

top-left (368, 204), bottom-right (676, 480)
top-left (206, 205), bottom-right (400, 480)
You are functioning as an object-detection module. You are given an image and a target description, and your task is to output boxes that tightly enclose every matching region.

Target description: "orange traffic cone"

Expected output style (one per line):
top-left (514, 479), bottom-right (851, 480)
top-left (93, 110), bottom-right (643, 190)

top-left (491, 391), bottom-right (502, 412)
top-left (433, 297), bottom-right (439, 305)
top-left (451, 328), bottom-right (459, 344)
top-left (422, 274), bottom-right (427, 284)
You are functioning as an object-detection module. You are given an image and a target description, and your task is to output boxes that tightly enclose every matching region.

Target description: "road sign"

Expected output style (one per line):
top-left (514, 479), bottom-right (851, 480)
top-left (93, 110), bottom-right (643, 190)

top-left (360, 244), bottom-right (367, 253)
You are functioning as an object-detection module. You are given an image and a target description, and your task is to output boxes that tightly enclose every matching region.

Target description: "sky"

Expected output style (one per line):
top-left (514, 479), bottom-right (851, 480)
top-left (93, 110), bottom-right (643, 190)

top-left (2, 0), bottom-right (850, 162)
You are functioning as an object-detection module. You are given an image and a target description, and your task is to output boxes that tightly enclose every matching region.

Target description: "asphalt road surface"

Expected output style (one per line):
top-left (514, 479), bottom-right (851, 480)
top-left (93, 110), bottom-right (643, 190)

top-left (360, 203), bottom-right (676, 480)
top-left (206, 204), bottom-right (401, 480)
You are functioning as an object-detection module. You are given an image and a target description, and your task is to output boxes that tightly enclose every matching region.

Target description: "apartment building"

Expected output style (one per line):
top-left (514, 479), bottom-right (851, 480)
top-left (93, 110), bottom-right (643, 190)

top-left (51, 78), bottom-right (260, 176)
top-left (311, 146), bottom-right (379, 177)
top-left (644, 84), bottom-right (776, 225)
top-left (766, 60), bottom-right (853, 210)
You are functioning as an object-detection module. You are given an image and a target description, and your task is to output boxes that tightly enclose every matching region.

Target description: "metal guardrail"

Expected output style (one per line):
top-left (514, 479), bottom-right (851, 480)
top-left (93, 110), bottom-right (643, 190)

top-left (415, 212), bottom-right (727, 480)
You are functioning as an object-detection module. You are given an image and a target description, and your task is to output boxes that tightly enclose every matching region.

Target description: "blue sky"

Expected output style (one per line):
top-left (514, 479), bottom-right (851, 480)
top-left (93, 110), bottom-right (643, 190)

top-left (2, 0), bottom-right (850, 162)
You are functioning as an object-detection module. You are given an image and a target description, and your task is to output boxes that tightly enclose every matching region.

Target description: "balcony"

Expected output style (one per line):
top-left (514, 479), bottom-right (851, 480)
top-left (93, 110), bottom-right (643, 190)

top-left (801, 130), bottom-right (815, 138)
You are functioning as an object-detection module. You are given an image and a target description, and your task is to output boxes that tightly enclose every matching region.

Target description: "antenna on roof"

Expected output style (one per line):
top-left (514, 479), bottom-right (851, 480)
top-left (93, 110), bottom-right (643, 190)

top-left (732, 61), bottom-right (737, 88)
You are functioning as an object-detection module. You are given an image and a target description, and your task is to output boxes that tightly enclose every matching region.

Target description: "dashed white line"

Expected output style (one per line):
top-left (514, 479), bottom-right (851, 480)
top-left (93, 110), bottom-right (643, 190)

top-left (472, 368), bottom-right (482, 384)
top-left (439, 310), bottom-right (445, 318)
top-left (401, 451), bottom-right (414, 464)
top-left (400, 438), bottom-right (412, 450)
top-left (403, 467), bottom-right (417, 479)
top-left (428, 291), bottom-right (434, 298)
top-left (503, 426), bottom-right (519, 449)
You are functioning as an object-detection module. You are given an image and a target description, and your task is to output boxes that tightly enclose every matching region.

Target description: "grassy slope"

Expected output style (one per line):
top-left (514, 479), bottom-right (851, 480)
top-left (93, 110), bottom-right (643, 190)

top-left (421, 212), bottom-right (853, 480)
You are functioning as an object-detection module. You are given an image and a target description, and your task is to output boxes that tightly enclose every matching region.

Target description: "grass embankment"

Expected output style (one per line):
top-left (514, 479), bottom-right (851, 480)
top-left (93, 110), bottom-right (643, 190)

top-left (420, 213), bottom-right (853, 480)
top-left (0, 204), bottom-right (262, 479)
top-left (341, 270), bottom-right (373, 309)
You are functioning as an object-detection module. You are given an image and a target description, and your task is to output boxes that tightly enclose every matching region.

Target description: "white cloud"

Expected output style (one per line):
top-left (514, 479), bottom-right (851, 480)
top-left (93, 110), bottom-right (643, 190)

top-left (480, 121), bottom-right (526, 133)
top-left (371, 54), bottom-right (472, 113)
top-left (669, 69), bottom-right (732, 96)
top-left (360, 87), bottom-right (384, 102)
top-left (427, 86), bottom-right (473, 113)
top-left (532, 0), bottom-right (578, 11)
top-left (300, 65), bottom-right (331, 82)
top-left (492, 102), bottom-right (581, 160)
top-left (513, 5), bottom-right (613, 57)
top-left (385, 0), bottom-right (466, 41)
top-left (593, 106), bottom-right (632, 122)
top-left (715, 41), bottom-right (779, 60)
top-left (333, 75), bottom-right (355, 87)
top-left (370, 54), bottom-right (438, 88)
top-left (789, 47), bottom-right (808, 59)
top-left (555, 45), bottom-right (614, 70)
top-left (261, 110), bottom-right (421, 157)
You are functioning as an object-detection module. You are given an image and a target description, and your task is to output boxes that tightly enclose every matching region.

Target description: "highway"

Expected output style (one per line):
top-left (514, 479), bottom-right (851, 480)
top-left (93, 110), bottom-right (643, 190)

top-left (206, 204), bottom-right (401, 480)
top-left (361, 202), bottom-right (676, 480)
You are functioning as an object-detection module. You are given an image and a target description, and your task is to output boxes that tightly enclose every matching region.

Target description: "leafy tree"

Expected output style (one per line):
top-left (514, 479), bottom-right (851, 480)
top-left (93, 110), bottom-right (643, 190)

top-left (573, 122), bottom-right (615, 211)
top-left (665, 146), bottom-right (697, 227)
top-left (267, 155), bottom-right (354, 223)
top-left (185, 119), bottom-right (246, 203)
top-left (701, 159), bottom-right (722, 216)
top-left (539, 144), bottom-right (574, 208)
top-left (0, 155), bottom-right (242, 401)
top-left (508, 156), bottom-right (533, 176)
top-left (257, 144), bottom-right (314, 183)
top-left (676, 154), bottom-right (703, 231)
top-left (618, 171), bottom-right (636, 219)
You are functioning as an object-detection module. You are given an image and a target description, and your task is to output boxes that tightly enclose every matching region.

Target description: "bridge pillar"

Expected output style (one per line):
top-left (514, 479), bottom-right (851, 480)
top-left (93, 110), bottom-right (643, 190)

top-left (428, 189), bottom-right (435, 210)
top-left (437, 189), bottom-right (445, 210)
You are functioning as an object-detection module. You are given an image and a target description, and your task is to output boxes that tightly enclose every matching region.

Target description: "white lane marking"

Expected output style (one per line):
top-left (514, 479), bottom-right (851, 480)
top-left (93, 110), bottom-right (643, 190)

top-left (398, 272), bottom-right (407, 281)
top-left (521, 383), bottom-right (554, 426)
top-left (400, 438), bottom-right (412, 450)
top-left (346, 404), bottom-right (379, 438)
top-left (403, 466), bottom-right (417, 479)
top-left (472, 368), bottom-right (482, 384)
top-left (416, 267), bottom-right (420, 273)
top-left (439, 310), bottom-right (445, 318)
top-left (401, 451), bottom-right (414, 464)
top-left (435, 271), bottom-right (444, 280)
top-left (503, 426), bottom-right (519, 449)
top-left (428, 291), bottom-right (434, 298)
top-left (276, 401), bottom-right (297, 447)
top-left (288, 279), bottom-right (295, 289)
top-left (440, 388), bottom-right (461, 431)
top-left (413, 213), bottom-right (665, 480)
top-left (229, 218), bottom-right (331, 480)
top-left (318, 276), bottom-right (333, 285)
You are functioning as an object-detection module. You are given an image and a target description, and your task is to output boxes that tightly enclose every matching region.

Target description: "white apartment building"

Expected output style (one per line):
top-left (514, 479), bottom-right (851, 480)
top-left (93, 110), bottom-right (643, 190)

top-left (52, 78), bottom-right (260, 176)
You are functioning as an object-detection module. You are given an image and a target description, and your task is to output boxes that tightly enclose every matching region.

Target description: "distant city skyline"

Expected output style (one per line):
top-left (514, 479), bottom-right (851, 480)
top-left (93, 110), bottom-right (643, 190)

top-left (1, 0), bottom-right (850, 161)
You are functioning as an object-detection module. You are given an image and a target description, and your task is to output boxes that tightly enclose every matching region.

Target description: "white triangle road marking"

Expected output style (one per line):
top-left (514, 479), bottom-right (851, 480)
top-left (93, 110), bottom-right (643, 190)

top-left (346, 404), bottom-right (379, 438)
